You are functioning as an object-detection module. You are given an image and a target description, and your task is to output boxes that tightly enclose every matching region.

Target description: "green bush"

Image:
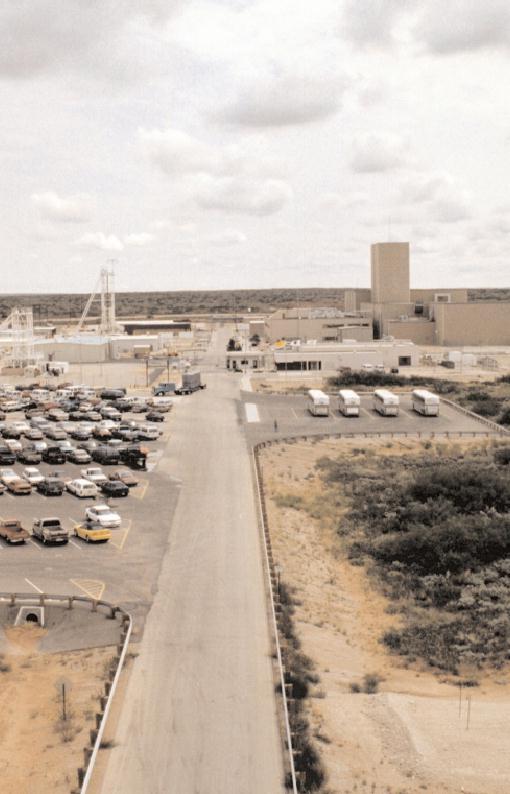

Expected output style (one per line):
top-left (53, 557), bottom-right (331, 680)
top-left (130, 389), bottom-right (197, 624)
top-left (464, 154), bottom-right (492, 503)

top-left (471, 399), bottom-right (502, 417)
top-left (495, 447), bottom-right (510, 466)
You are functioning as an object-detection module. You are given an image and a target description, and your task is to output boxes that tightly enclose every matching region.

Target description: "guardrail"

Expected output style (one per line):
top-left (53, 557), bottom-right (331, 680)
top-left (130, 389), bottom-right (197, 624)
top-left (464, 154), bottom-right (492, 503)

top-left (252, 448), bottom-right (299, 793)
top-left (0, 592), bottom-right (132, 794)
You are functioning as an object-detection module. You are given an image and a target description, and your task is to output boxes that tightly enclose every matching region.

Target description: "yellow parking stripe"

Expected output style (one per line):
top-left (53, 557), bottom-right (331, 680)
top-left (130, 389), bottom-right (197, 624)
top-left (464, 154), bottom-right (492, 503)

top-left (70, 578), bottom-right (105, 600)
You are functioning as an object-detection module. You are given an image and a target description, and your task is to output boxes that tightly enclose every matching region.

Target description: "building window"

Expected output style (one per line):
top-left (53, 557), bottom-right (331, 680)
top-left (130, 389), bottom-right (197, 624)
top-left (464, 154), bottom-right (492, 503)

top-left (398, 356), bottom-right (411, 366)
top-left (435, 293), bottom-right (451, 303)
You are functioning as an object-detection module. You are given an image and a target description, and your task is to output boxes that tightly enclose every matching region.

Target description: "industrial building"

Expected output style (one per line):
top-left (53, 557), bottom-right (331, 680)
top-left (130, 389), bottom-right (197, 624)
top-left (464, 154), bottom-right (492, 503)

top-left (255, 307), bottom-right (373, 344)
top-left (226, 339), bottom-right (418, 372)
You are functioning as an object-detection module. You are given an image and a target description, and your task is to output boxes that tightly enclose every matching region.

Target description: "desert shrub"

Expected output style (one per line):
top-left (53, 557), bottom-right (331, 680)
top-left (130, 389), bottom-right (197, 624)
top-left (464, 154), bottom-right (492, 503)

top-left (498, 408), bottom-right (510, 426)
top-left (471, 399), bottom-right (502, 417)
top-left (274, 493), bottom-right (305, 510)
top-left (409, 465), bottom-right (510, 514)
top-left (494, 447), bottom-right (510, 466)
top-left (465, 390), bottom-right (491, 401)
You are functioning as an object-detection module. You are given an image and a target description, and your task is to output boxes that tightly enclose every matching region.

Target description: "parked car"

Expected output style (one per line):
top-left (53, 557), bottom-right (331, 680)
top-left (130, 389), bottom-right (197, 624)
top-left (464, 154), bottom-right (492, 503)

top-left (25, 428), bottom-right (44, 441)
top-left (0, 518), bottom-right (30, 544)
top-left (11, 420), bottom-right (30, 435)
top-left (145, 411), bottom-right (165, 423)
top-left (32, 517), bottom-right (69, 544)
top-left (21, 467), bottom-right (45, 485)
top-left (28, 440), bottom-right (47, 454)
top-left (68, 447), bottom-right (91, 464)
top-left (71, 426), bottom-right (92, 441)
top-left (92, 446), bottom-right (121, 465)
top-left (85, 504), bottom-right (121, 528)
top-left (42, 446), bottom-right (66, 465)
top-left (4, 438), bottom-right (22, 453)
top-left (17, 447), bottom-right (42, 464)
top-left (56, 440), bottom-right (76, 458)
top-left (0, 445), bottom-right (16, 465)
top-left (78, 439), bottom-right (99, 453)
top-left (109, 469), bottom-right (139, 487)
top-left (67, 478), bottom-right (99, 498)
top-left (100, 479), bottom-right (129, 497)
top-left (100, 388), bottom-right (126, 400)
top-left (152, 382), bottom-right (175, 396)
top-left (0, 468), bottom-right (19, 486)
top-left (74, 521), bottom-right (111, 543)
top-left (6, 476), bottom-right (31, 495)
top-left (45, 426), bottom-right (67, 441)
top-left (36, 476), bottom-right (65, 496)
top-left (2, 426), bottom-right (22, 439)
top-left (81, 466), bottom-right (108, 485)
top-left (137, 425), bottom-right (161, 440)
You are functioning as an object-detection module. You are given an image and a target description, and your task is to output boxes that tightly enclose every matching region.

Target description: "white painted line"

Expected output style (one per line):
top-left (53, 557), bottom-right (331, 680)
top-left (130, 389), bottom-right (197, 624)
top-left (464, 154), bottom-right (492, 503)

top-left (69, 538), bottom-right (82, 551)
top-left (291, 408), bottom-right (298, 420)
top-left (360, 407), bottom-right (375, 421)
top-left (28, 538), bottom-right (42, 552)
top-left (245, 403), bottom-right (260, 423)
top-left (399, 407), bottom-right (413, 418)
top-left (25, 577), bottom-right (43, 593)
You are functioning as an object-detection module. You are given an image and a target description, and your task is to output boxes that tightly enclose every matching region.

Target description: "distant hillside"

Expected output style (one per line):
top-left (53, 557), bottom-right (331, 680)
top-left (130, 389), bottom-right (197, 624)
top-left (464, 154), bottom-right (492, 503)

top-left (0, 287), bottom-right (507, 321)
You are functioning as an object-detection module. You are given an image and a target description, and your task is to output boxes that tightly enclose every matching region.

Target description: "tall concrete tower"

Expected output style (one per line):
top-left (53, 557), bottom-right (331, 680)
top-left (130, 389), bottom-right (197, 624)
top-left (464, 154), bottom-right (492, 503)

top-left (370, 242), bottom-right (410, 304)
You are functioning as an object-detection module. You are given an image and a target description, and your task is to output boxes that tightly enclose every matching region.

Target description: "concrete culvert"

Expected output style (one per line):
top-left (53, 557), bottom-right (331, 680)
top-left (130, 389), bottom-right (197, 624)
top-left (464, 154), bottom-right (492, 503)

top-left (26, 613), bottom-right (39, 624)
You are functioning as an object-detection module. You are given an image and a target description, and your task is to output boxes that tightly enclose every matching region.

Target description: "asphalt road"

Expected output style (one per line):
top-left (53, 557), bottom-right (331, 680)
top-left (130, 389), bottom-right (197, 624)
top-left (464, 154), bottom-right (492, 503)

top-left (99, 366), bottom-right (284, 793)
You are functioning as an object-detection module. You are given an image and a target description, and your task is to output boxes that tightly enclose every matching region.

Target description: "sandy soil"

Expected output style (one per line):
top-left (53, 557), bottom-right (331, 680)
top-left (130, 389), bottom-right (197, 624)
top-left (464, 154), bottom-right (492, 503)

top-left (0, 626), bottom-right (116, 794)
top-left (261, 437), bottom-right (510, 794)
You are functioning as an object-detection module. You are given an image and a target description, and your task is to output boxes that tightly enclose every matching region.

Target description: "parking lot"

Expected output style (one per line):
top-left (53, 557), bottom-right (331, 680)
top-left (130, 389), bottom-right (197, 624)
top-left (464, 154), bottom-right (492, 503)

top-left (0, 402), bottom-right (179, 637)
top-left (241, 391), bottom-right (496, 444)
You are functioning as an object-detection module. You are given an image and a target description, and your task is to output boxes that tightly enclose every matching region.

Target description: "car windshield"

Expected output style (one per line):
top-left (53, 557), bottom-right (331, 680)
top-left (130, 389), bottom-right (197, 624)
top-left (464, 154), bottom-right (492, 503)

top-left (94, 507), bottom-right (110, 515)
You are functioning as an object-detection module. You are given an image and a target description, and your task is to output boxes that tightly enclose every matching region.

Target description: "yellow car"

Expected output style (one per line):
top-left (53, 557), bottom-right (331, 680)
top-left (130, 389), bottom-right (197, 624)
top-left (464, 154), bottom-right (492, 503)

top-left (74, 522), bottom-right (111, 543)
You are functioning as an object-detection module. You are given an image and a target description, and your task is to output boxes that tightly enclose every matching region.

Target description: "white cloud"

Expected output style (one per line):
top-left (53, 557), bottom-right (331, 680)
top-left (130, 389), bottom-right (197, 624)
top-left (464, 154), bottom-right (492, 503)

top-left (340, 0), bottom-right (410, 47)
top-left (75, 232), bottom-right (124, 252)
top-left (208, 229), bottom-right (247, 246)
top-left (139, 128), bottom-right (220, 176)
top-left (350, 133), bottom-right (408, 173)
top-left (124, 232), bottom-right (155, 246)
top-left (140, 126), bottom-right (292, 216)
top-left (219, 70), bottom-right (346, 127)
top-left (400, 172), bottom-right (472, 223)
top-left (416, 1), bottom-right (510, 53)
top-left (0, 1), bottom-right (182, 80)
top-left (31, 190), bottom-right (93, 223)
top-left (195, 176), bottom-right (292, 216)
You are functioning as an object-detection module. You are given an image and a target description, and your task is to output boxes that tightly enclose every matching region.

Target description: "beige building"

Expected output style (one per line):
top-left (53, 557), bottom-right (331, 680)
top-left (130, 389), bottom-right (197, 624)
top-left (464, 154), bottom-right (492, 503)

top-left (265, 307), bottom-right (372, 343)
top-left (371, 242), bottom-right (410, 304)
top-left (272, 340), bottom-right (418, 372)
top-left (434, 302), bottom-right (510, 346)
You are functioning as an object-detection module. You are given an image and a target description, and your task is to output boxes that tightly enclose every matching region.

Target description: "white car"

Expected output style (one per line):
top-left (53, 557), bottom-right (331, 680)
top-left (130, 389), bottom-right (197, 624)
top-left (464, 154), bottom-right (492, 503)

top-left (22, 467), bottom-right (45, 485)
top-left (67, 478), bottom-right (99, 498)
top-left (11, 420), bottom-right (30, 434)
top-left (137, 425), bottom-right (160, 440)
top-left (4, 438), bottom-right (22, 453)
top-left (0, 468), bottom-right (18, 485)
top-left (81, 466), bottom-right (108, 485)
top-left (85, 504), bottom-right (121, 528)
top-left (98, 419), bottom-right (117, 430)
top-left (31, 440), bottom-right (48, 453)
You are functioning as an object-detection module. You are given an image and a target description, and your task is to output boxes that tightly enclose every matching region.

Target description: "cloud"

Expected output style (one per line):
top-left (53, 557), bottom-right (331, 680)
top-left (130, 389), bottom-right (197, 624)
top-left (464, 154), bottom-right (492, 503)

top-left (140, 126), bottom-right (292, 216)
top-left (195, 176), bottom-right (292, 216)
top-left (416, 1), bottom-right (510, 54)
top-left (31, 191), bottom-right (93, 223)
top-left (350, 133), bottom-right (407, 173)
top-left (124, 232), bottom-right (155, 246)
top-left (0, 1), bottom-right (181, 80)
top-left (400, 172), bottom-right (472, 223)
top-left (340, 0), bottom-right (410, 47)
top-left (218, 70), bottom-right (346, 127)
top-left (139, 128), bottom-right (219, 175)
top-left (75, 232), bottom-right (124, 252)
top-left (208, 229), bottom-right (247, 246)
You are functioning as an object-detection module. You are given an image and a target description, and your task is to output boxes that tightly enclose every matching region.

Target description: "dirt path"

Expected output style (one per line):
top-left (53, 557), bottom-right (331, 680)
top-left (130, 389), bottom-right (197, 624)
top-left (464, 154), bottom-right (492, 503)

top-left (0, 626), bottom-right (116, 794)
top-left (261, 438), bottom-right (510, 794)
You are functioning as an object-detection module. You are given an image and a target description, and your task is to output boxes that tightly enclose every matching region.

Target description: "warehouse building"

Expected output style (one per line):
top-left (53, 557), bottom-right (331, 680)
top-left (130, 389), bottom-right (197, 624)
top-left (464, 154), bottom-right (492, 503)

top-left (262, 307), bottom-right (373, 343)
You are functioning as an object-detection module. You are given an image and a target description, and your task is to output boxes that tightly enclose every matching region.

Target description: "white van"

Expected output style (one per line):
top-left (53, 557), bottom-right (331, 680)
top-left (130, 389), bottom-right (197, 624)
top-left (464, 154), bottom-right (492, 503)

top-left (148, 396), bottom-right (173, 412)
top-left (67, 478), bottom-right (99, 498)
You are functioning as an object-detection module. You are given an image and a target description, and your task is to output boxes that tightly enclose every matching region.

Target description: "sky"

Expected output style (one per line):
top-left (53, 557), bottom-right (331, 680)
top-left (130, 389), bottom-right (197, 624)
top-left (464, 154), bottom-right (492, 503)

top-left (1, 0), bottom-right (510, 293)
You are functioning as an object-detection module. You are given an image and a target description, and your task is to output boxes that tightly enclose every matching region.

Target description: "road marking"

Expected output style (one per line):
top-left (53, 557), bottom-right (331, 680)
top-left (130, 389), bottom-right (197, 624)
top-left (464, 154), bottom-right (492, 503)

top-left (400, 407), bottom-right (413, 418)
top-left (68, 538), bottom-right (82, 551)
top-left (109, 519), bottom-right (132, 551)
top-left (360, 407), bottom-right (375, 421)
top-left (291, 408), bottom-right (298, 420)
top-left (130, 479), bottom-right (148, 500)
top-left (70, 578), bottom-right (105, 600)
top-left (25, 577), bottom-right (43, 593)
top-left (245, 403), bottom-right (260, 423)
top-left (28, 538), bottom-right (42, 552)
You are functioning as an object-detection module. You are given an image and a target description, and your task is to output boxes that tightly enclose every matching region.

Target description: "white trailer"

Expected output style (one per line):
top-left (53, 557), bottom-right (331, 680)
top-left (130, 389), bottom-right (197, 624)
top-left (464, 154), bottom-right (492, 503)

top-left (307, 389), bottom-right (330, 417)
top-left (338, 389), bottom-right (360, 417)
top-left (373, 389), bottom-right (399, 416)
top-left (412, 389), bottom-right (440, 416)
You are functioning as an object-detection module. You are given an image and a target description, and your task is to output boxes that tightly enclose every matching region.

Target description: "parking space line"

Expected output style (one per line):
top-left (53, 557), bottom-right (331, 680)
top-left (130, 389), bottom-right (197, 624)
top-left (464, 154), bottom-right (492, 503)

top-left (400, 407), bottom-right (413, 418)
top-left (131, 480), bottom-right (148, 501)
top-left (28, 538), bottom-right (42, 552)
top-left (360, 407), bottom-right (375, 421)
top-left (68, 538), bottom-right (82, 551)
top-left (109, 519), bottom-right (132, 551)
top-left (25, 577), bottom-right (43, 593)
top-left (70, 578), bottom-right (105, 600)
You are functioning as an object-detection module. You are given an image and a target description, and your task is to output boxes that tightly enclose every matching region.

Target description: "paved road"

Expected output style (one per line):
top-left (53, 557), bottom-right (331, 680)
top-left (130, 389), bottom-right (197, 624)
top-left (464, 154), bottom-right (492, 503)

top-left (99, 367), bottom-right (284, 792)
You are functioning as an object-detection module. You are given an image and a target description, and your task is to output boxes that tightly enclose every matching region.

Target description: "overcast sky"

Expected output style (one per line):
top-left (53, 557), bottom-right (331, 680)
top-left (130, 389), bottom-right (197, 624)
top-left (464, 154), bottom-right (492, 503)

top-left (1, 0), bottom-right (510, 293)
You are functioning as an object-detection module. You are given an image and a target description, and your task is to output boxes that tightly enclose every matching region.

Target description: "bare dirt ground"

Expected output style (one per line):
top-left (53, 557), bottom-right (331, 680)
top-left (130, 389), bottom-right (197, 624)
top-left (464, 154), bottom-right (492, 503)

top-left (0, 625), bottom-right (116, 794)
top-left (261, 437), bottom-right (510, 794)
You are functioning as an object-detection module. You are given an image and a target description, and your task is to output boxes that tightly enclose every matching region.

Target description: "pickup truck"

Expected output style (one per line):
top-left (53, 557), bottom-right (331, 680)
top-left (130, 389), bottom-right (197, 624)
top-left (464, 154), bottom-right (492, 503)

top-left (32, 517), bottom-right (69, 545)
top-left (0, 518), bottom-right (29, 544)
